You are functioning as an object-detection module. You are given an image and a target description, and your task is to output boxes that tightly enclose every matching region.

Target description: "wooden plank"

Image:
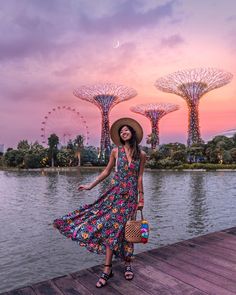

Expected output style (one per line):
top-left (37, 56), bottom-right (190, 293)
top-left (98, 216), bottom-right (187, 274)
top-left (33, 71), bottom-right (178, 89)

top-left (181, 240), bottom-right (236, 263)
top-left (52, 274), bottom-right (92, 295)
top-left (162, 245), bottom-right (236, 278)
top-left (146, 248), bottom-right (236, 293)
top-left (190, 233), bottom-right (236, 246)
top-left (212, 231), bottom-right (236, 244)
top-left (189, 237), bottom-right (236, 256)
top-left (31, 281), bottom-right (63, 295)
top-left (210, 230), bottom-right (236, 240)
top-left (138, 252), bottom-right (236, 295)
top-left (223, 227), bottom-right (236, 235)
top-left (201, 233), bottom-right (236, 251)
top-left (155, 245), bottom-right (236, 283)
top-left (201, 238), bottom-right (236, 252)
top-left (134, 257), bottom-right (207, 295)
top-left (71, 269), bottom-right (122, 295)
top-left (209, 233), bottom-right (236, 244)
top-left (4, 287), bottom-right (36, 295)
top-left (162, 243), bottom-right (236, 273)
top-left (208, 230), bottom-right (236, 240)
top-left (194, 234), bottom-right (236, 252)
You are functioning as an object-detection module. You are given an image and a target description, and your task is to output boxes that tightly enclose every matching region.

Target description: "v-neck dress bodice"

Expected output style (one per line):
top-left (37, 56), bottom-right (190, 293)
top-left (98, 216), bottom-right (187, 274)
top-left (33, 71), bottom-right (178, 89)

top-left (111, 145), bottom-right (140, 196)
top-left (53, 145), bottom-right (141, 259)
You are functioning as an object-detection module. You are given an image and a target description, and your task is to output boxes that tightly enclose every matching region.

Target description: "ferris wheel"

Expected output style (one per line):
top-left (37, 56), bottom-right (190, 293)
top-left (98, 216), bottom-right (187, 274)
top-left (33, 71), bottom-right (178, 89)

top-left (40, 106), bottom-right (90, 146)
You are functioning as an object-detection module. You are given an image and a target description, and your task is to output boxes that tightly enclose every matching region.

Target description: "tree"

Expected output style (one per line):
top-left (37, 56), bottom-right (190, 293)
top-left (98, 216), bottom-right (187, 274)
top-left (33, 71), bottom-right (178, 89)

top-left (16, 140), bottom-right (31, 167)
top-left (158, 143), bottom-right (186, 159)
top-left (57, 148), bottom-right (75, 167)
top-left (24, 153), bottom-right (42, 168)
top-left (213, 135), bottom-right (234, 150)
top-left (73, 135), bottom-right (84, 166)
top-left (231, 133), bottom-right (236, 146)
top-left (187, 143), bottom-right (205, 163)
top-left (222, 150), bottom-right (232, 164)
top-left (230, 148), bottom-right (236, 163)
top-left (31, 141), bottom-right (44, 152)
top-left (205, 135), bottom-right (234, 164)
top-left (81, 146), bottom-right (99, 165)
top-left (17, 140), bottom-right (30, 151)
top-left (146, 133), bottom-right (158, 150)
top-left (3, 149), bottom-right (24, 167)
top-left (48, 133), bottom-right (59, 167)
top-left (25, 142), bottom-right (48, 168)
top-left (171, 150), bottom-right (187, 162)
top-left (67, 139), bottom-right (74, 150)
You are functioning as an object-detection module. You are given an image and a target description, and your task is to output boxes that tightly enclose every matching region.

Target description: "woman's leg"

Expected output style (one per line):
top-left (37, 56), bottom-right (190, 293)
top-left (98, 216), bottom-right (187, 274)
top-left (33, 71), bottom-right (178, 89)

top-left (124, 256), bottom-right (134, 280)
top-left (96, 246), bottom-right (113, 287)
top-left (104, 246), bottom-right (113, 272)
top-left (124, 241), bottom-right (134, 280)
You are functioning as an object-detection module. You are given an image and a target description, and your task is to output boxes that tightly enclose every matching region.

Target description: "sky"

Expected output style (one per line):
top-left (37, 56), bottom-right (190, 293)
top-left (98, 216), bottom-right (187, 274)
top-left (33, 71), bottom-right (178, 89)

top-left (0, 0), bottom-right (236, 149)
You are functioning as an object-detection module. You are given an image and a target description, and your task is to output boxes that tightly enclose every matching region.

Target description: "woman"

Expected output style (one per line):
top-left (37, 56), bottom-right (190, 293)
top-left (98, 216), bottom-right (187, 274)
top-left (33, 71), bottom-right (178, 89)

top-left (53, 117), bottom-right (146, 288)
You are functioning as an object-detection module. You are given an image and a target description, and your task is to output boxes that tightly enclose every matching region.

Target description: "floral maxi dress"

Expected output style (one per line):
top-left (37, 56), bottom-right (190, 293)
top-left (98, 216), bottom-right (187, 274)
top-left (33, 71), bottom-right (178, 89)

top-left (53, 146), bottom-right (140, 259)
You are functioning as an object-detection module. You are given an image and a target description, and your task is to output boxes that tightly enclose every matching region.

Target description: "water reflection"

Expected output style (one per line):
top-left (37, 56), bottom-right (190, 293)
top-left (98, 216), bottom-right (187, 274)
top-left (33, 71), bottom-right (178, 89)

top-left (46, 173), bottom-right (59, 195)
top-left (144, 171), bottom-right (163, 219)
top-left (0, 170), bottom-right (236, 294)
top-left (187, 172), bottom-right (209, 235)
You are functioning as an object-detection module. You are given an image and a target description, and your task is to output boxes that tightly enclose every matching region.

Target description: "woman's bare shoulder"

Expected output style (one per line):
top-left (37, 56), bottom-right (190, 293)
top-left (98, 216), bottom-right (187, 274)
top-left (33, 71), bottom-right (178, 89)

top-left (140, 150), bottom-right (147, 158)
top-left (111, 147), bottom-right (118, 158)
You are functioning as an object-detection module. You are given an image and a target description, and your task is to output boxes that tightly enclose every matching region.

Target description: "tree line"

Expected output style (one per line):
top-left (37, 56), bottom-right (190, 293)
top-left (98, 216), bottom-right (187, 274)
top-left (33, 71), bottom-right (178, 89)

top-left (0, 133), bottom-right (236, 169)
top-left (0, 134), bottom-right (99, 169)
top-left (146, 134), bottom-right (236, 169)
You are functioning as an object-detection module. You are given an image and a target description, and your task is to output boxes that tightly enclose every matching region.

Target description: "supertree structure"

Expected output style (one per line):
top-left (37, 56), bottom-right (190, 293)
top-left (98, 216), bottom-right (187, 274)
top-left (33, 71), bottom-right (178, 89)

top-left (155, 68), bottom-right (233, 146)
top-left (130, 103), bottom-right (179, 149)
top-left (73, 83), bottom-right (137, 162)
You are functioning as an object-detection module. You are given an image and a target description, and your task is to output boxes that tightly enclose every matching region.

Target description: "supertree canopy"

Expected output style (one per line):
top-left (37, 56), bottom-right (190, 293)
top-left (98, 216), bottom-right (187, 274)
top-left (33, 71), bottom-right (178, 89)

top-left (155, 68), bottom-right (233, 146)
top-left (130, 103), bottom-right (179, 149)
top-left (73, 83), bottom-right (137, 162)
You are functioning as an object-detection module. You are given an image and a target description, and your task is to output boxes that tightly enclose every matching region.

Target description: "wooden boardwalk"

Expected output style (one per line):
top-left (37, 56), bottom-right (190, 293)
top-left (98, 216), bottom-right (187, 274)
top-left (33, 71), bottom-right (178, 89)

top-left (2, 227), bottom-right (236, 295)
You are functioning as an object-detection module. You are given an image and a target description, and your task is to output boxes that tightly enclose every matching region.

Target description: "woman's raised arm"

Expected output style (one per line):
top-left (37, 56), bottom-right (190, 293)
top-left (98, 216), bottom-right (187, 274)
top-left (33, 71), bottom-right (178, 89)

top-left (78, 148), bottom-right (117, 191)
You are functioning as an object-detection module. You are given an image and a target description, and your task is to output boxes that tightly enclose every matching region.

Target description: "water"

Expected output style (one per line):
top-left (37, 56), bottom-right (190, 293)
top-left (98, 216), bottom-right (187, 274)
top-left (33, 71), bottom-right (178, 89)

top-left (0, 169), bottom-right (236, 293)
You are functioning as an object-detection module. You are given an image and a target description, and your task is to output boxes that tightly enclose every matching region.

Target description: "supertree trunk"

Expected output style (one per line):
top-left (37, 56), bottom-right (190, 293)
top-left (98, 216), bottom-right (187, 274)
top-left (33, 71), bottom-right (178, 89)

top-left (187, 101), bottom-right (201, 146)
top-left (151, 118), bottom-right (160, 149)
top-left (100, 108), bottom-right (111, 162)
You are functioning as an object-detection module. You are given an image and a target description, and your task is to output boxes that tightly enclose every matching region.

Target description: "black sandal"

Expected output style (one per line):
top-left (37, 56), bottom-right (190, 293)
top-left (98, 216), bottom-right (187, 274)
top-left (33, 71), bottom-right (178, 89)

top-left (124, 264), bottom-right (134, 280)
top-left (96, 264), bottom-right (113, 288)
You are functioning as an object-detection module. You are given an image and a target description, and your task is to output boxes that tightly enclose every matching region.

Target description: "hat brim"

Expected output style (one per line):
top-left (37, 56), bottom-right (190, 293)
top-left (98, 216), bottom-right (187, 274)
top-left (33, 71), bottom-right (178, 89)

top-left (110, 117), bottom-right (143, 146)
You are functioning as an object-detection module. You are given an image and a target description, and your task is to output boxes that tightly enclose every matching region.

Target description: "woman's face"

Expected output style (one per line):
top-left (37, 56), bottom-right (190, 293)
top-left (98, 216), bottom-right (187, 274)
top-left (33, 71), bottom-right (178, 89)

top-left (120, 125), bottom-right (132, 142)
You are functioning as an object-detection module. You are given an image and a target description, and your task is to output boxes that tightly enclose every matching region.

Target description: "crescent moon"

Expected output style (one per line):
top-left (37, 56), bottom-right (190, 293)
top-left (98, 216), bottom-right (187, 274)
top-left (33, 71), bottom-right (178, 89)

top-left (113, 40), bottom-right (120, 49)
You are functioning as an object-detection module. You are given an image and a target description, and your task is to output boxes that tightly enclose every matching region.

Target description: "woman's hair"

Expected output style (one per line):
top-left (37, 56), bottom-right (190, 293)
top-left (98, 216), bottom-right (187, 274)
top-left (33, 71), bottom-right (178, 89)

top-left (118, 125), bottom-right (141, 160)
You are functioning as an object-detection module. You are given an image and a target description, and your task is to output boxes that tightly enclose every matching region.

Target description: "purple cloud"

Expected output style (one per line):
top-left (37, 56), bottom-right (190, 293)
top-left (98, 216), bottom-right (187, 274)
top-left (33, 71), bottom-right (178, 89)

top-left (79, 0), bottom-right (176, 34)
top-left (226, 15), bottom-right (236, 22)
top-left (0, 0), bottom-right (177, 61)
top-left (161, 34), bottom-right (184, 48)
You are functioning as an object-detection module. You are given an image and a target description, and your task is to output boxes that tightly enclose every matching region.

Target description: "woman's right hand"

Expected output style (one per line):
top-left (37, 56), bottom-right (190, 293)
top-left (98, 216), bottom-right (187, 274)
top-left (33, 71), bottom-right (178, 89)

top-left (78, 183), bottom-right (93, 191)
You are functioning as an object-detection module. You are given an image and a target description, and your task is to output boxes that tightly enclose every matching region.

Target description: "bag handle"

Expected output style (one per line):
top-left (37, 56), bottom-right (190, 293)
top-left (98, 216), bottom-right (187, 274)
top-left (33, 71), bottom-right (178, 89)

top-left (132, 208), bottom-right (144, 221)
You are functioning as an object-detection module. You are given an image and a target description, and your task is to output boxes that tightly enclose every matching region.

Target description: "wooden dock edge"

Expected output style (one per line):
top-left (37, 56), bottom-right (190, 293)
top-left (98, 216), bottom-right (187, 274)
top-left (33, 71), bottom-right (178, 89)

top-left (2, 226), bottom-right (236, 295)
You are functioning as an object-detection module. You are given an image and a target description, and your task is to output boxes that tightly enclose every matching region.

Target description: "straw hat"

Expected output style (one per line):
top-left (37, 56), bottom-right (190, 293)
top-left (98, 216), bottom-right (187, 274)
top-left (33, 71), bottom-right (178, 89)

top-left (110, 117), bottom-right (143, 146)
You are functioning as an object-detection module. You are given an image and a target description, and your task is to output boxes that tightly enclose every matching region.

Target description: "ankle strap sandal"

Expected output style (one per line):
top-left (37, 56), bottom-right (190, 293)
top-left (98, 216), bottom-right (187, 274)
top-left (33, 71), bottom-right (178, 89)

top-left (124, 264), bottom-right (134, 280)
top-left (96, 264), bottom-right (113, 288)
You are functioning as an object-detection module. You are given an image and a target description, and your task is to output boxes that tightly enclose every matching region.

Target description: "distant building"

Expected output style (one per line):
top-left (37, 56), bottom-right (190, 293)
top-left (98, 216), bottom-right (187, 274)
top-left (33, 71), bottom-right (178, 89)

top-left (213, 128), bottom-right (236, 138)
top-left (0, 144), bottom-right (4, 153)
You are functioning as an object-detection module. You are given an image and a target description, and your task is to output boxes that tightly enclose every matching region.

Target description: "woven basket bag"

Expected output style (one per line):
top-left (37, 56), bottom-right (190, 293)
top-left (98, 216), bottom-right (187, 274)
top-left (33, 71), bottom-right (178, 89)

top-left (125, 210), bottom-right (149, 243)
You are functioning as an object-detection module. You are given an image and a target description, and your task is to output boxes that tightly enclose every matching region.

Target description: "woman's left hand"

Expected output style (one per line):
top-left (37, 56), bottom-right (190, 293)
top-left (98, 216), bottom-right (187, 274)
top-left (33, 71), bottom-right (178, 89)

top-left (78, 183), bottom-right (93, 191)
